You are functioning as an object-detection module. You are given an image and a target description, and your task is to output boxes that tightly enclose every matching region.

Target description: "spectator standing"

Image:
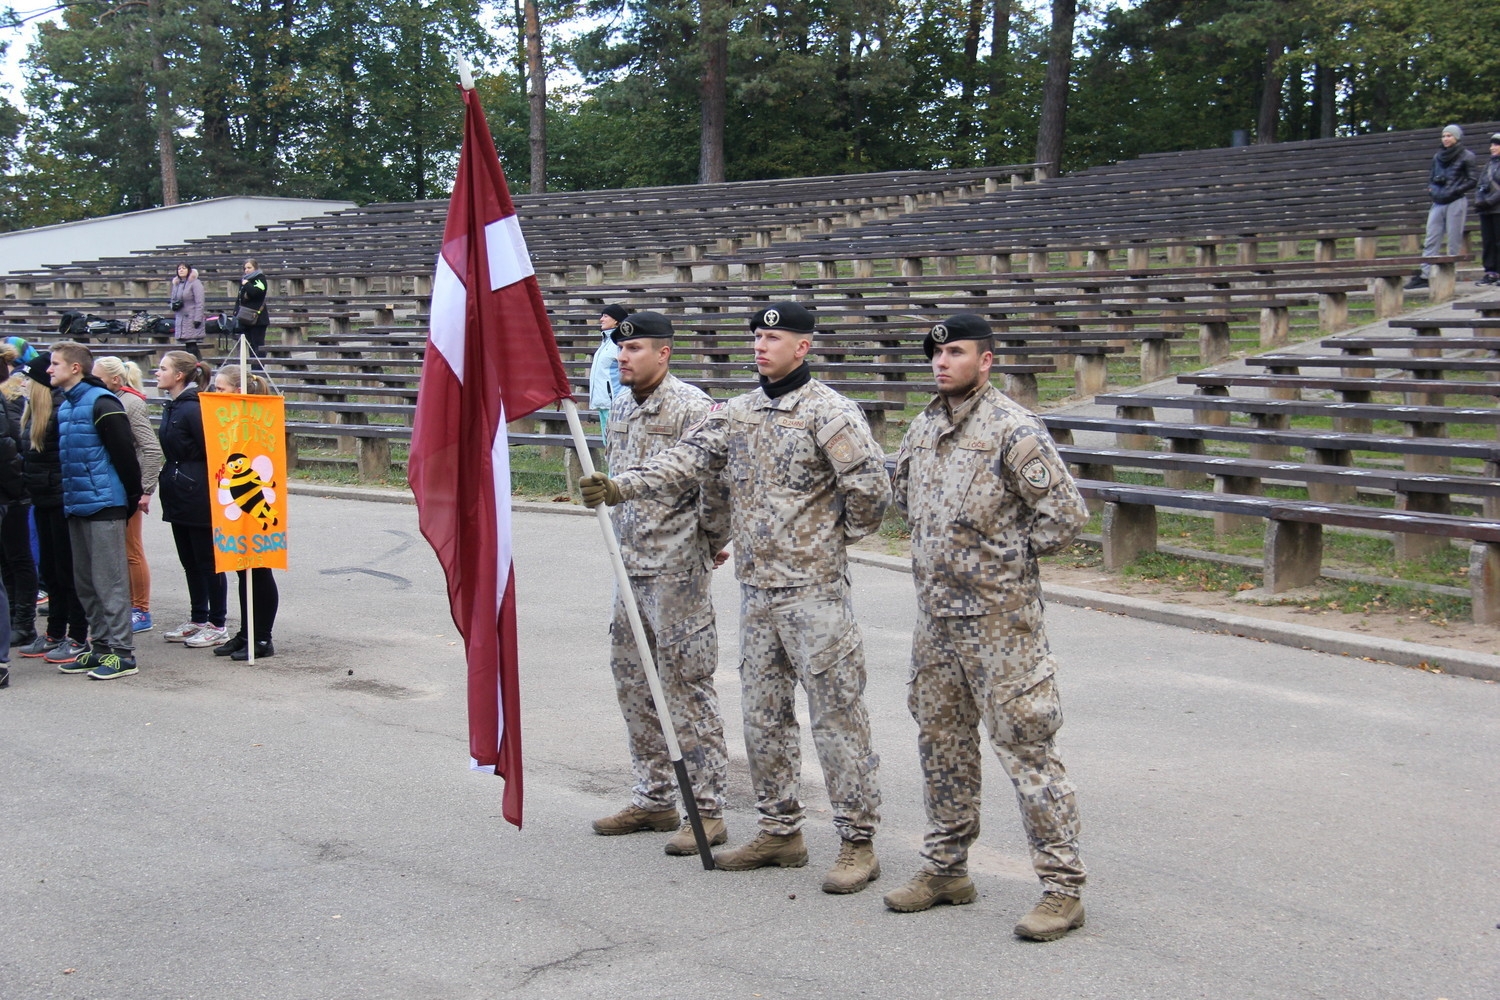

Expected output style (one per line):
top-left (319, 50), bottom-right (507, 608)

top-left (582, 301), bottom-right (892, 895)
top-left (170, 263), bottom-right (206, 359)
top-left (47, 342), bottom-right (143, 681)
top-left (1474, 134), bottom-right (1500, 286)
top-left (590, 305), bottom-right (626, 437)
top-left (211, 364), bottom-right (278, 661)
top-left (588, 312), bottom-right (733, 854)
top-left (155, 351), bottom-right (229, 649)
top-left (0, 342), bottom-right (38, 647)
top-left (235, 259), bottom-right (269, 365)
top-left (884, 314), bottom-right (1089, 942)
top-left (17, 354), bottom-right (90, 664)
top-left (1408, 124), bottom-right (1477, 290)
top-left (0, 372), bottom-right (25, 688)
top-left (93, 357), bottom-right (162, 633)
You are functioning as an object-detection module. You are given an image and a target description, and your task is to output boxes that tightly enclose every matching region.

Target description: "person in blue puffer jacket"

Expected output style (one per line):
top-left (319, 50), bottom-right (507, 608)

top-left (46, 341), bottom-right (143, 680)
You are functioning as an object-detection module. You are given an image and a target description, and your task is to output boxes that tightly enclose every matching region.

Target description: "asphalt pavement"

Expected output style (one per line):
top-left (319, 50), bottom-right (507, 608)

top-left (3, 494), bottom-right (1496, 999)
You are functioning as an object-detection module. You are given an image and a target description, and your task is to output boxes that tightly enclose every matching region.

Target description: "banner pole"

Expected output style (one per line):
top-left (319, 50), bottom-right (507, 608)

top-left (560, 397), bottom-right (715, 870)
top-left (239, 333), bottom-right (255, 665)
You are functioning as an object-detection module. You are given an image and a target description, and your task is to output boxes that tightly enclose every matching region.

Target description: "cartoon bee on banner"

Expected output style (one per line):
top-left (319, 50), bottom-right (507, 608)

top-left (219, 453), bottom-right (281, 529)
top-left (204, 392), bottom-right (289, 572)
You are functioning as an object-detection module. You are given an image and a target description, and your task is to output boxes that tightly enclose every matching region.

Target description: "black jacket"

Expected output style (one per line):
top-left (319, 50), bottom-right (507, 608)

top-left (157, 386), bottom-right (211, 526)
top-left (21, 391), bottom-right (64, 510)
top-left (237, 269), bottom-right (269, 329)
top-left (1429, 144), bottom-right (1477, 205)
top-left (0, 392), bottom-right (25, 505)
top-left (1476, 155), bottom-right (1500, 213)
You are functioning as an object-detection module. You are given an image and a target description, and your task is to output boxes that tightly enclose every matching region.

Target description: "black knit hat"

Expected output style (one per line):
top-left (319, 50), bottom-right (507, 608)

top-left (601, 304), bottom-right (630, 323)
top-left (922, 313), bottom-right (993, 360)
top-left (610, 310), bottom-right (674, 344)
top-left (24, 351), bottom-right (52, 387)
top-left (750, 301), bottom-right (816, 335)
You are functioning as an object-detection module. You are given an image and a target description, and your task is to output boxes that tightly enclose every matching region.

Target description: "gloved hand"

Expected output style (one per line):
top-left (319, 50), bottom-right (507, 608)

top-left (580, 473), bottom-right (622, 508)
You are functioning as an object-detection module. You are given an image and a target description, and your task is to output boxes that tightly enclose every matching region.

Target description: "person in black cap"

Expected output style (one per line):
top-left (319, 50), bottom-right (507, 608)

top-left (1475, 134), bottom-right (1500, 285)
top-left (588, 310), bottom-right (734, 855)
top-left (581, 300), bottom-right (891, 894)
top-left (884, 313), bottom-right (1091, 941)
top-left (590, 304), bottom-right (628, 437)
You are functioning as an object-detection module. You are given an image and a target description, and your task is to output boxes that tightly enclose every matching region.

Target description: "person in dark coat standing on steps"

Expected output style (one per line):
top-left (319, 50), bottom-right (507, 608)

top-left (235, 259), bottom-right (270, 367)
top-left (1408, 124), bottom-right (1477, 290)
top-left (1473, 134), bottom-right (1500, 286)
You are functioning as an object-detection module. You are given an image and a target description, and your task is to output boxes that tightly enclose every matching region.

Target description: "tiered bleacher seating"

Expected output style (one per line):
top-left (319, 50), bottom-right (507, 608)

top-left (8, 125), bottom-right (1500, 620)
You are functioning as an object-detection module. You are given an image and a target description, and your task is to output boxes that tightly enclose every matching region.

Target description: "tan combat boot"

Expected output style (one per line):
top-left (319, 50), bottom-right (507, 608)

top-left (882, 871), bottom-right (978, 912)
top-left (1014, 892), bottom-right (1085, 941)
top-left (591, 804), bottom-right (679, 836)
top-left (664, 817), bottom-right (728, 856)
top-left (712, 830), bottom-right (809, 870)
top-left (821, 839), bottom-right (879, 894)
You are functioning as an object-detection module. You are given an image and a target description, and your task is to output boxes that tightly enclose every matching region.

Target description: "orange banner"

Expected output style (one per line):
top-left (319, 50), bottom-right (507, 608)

top-left (203, 392), bottom-right (288, 572)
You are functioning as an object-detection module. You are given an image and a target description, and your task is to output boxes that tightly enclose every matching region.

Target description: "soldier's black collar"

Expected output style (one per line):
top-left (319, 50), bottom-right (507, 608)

top-left (759, 361), bottom-right (811, 399)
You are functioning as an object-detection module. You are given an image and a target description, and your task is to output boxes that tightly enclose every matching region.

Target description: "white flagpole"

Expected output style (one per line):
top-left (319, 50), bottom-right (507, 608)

top-left (239, 332), bottom-right (255, 664)
top-left (560, 397), bottom-right (716, 869)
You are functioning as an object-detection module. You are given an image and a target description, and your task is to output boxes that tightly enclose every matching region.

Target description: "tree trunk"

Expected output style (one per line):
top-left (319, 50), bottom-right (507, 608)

top-left (698, 0), bottom-right (728, 183)
top-left (146, 1), bottom-right (178, 206)
top-left (1256, 39), bottom-right (1283, 144)
top-left (1315, 62), bottom-right (1337, 138)
top-left (525, 0), bottom-right (545, 194)
top-left (956, 0), bottom-right (983, 155)
top-left (154, 53), bottom-right (179, 205)
top-left (986, 0), bottom-right (1012, 165)
top-left (1034, 0), bottom-right (1076, 178)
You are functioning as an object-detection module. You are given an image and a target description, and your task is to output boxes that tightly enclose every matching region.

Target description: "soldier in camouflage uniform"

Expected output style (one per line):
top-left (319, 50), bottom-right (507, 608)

top-left (883, 313), bottom-right (1091, 942)
top-left (582, 301), bottom-right (891, 895)
top-left (588, 312), bottom-right (735, 856)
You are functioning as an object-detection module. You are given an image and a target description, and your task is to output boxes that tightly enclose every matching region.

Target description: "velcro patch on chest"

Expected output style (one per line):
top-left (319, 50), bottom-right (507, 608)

top-left (647, 422), bottom-right (674, 435)
top-left (775, 416), bottom-right (807, 430)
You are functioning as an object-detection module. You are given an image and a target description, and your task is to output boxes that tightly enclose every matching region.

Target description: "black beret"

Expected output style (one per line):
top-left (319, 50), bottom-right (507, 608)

top-left (750, 301), bottom-right (816, 335)
top-left (610, 310), bottom-right (674, 344)
top-left (922, 313), bottom-right (993, 359)
top-left (601, 303), bottom-right (630, 323)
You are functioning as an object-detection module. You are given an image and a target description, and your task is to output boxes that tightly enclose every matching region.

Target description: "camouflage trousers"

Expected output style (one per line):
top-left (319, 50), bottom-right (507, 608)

top-left (610, 569), bottom-right (728, 817)
top-left (908, 603), bottom-right (1085, 895)
top-left (739, 576), bottom-right (881, 842)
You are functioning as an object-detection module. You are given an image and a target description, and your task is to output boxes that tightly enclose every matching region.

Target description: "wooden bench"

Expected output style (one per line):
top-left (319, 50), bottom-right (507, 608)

top-left (1075, 478), bottom-right (1500, 623)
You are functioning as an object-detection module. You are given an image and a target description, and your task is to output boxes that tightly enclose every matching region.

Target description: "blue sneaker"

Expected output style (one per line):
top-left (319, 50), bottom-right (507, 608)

top-left (131, 609), bottom-right (154, 633)
top-left (87, 650), bottom-right (138, 680)
top-left (64, 641), bottom-right (109, 674)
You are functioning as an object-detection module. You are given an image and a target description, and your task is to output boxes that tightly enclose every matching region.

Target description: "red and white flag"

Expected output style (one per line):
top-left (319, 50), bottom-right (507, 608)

top-left (409, 85), bottom-right (572, 829)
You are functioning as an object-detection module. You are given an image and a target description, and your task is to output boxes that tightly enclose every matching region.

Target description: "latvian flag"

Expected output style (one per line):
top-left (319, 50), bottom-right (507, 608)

top-left (409, 84), bottom-right (572, 829)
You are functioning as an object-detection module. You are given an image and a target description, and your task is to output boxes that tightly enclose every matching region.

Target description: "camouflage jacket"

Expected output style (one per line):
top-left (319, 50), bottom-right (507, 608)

top-left (606, 374), bottom-right (731, 576)
top-left (614, 377), bottom-right (891, 588)
top-left (893, 383), bottom-right (1087, 617)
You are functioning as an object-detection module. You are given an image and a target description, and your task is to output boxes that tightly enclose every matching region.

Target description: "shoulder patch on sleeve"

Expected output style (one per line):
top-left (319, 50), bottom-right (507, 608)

top-left (816, 413), bottom-right (865, 474)
top-left (1021, 455), bottom-right (1052, 490)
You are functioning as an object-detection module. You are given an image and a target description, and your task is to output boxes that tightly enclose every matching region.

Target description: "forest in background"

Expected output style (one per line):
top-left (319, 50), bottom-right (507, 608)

top-left (0, 0), bottom-right (1496, 232)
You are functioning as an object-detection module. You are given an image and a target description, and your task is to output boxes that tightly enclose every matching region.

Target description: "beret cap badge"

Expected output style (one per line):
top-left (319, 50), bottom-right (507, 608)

top-left (762, 308), bottom-right (781, 329)
top-left (930, 323), bottom-right (949, 344)
top-left (618, 320), bottom-right (634, 337)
